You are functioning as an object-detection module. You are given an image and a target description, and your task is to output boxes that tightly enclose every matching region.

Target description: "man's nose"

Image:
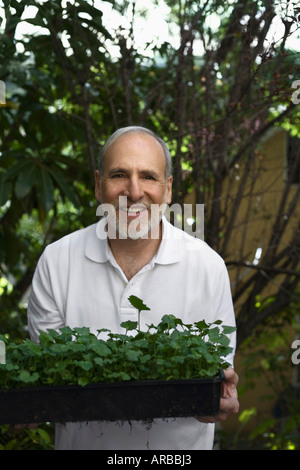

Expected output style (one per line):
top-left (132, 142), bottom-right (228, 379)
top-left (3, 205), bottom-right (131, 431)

top-left (124, 175), bottom-right (144, 201)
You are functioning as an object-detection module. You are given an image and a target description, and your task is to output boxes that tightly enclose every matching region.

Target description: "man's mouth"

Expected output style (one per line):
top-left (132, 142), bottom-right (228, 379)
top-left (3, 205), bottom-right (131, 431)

top-left (120, 205), bottom-right (148, 218)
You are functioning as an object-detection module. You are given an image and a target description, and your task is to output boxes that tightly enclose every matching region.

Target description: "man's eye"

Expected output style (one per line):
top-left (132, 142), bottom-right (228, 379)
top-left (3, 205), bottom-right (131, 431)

top-left (112, 174), bottom-right (124, 178)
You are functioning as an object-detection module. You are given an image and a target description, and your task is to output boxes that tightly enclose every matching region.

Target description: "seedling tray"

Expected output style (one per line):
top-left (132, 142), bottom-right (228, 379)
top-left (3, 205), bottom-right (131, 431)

top-left (0, 372), bottom-right (224, 425)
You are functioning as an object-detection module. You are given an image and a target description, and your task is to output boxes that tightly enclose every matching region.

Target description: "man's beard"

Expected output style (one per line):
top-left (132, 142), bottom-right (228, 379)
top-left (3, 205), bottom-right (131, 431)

top-left (106, 195), bottom-right (168, 240)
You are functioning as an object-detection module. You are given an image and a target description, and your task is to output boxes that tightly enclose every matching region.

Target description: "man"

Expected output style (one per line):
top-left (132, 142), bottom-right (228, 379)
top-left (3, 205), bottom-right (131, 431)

top-left (28, 126), bottom-right (239, 450)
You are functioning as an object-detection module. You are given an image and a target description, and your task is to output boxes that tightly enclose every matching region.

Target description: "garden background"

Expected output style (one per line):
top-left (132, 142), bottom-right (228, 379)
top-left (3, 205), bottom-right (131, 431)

top-left (0, 0), bottom-right (299, 450)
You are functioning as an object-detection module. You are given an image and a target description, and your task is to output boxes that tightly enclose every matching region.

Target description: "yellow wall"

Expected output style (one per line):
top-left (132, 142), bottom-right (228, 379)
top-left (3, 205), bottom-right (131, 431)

top-left (224, 130), bottom-right (298, 437)
top-left (186, 129), bottom-right (299, 439)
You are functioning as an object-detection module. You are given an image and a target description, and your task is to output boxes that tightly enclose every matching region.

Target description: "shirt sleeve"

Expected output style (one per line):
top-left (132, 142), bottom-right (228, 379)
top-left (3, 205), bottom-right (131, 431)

top-left (211, 261), bottom-right (236, 367)
top-left (27, 250), bottom-right (65, 343)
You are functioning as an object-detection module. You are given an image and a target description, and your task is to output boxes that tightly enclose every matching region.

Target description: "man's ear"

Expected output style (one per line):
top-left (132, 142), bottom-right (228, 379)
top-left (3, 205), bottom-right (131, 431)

top-left (166, 176), bottom-right (173, 204)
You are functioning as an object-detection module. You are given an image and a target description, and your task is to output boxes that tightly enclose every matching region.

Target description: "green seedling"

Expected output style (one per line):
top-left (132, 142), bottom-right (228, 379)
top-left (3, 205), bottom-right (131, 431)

top-left (128, 295), bottom-right (150, 330)
top-left (0, 297), bottom-right (236, 389)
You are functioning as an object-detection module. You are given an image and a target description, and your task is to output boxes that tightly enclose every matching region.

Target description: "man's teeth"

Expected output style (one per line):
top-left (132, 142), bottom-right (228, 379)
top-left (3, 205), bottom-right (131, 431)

top-left (124, 207), bottom-right (145, 213)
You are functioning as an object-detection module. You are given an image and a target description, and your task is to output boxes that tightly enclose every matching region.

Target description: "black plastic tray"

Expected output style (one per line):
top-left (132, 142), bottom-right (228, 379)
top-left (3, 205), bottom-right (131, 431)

top-left (0, 373), bottom-right (224, 424)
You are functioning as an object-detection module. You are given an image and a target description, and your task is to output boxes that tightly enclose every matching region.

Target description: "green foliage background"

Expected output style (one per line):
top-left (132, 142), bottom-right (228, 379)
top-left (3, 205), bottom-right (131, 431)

top-left (0, 0), bottom-right (299, 449)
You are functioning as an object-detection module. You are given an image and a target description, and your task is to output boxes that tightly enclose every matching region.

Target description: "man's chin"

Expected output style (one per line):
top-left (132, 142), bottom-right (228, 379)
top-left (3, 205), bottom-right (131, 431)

top-left (122, 225), bottom-right (151, 240)
top-left (106, 219), bottom-right (161, 240)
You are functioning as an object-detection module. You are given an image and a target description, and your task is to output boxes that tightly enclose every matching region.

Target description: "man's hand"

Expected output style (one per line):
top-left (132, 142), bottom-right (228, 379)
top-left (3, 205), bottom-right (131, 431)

top-left (195, 366), bottom-right (239, 423)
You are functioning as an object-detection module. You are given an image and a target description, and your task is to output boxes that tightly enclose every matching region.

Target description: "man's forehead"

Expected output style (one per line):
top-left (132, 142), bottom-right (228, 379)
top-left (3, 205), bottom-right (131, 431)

top-left (108, 132), bottom-right (162, 150)
top-left (104, 132), bottom-right (166, 166)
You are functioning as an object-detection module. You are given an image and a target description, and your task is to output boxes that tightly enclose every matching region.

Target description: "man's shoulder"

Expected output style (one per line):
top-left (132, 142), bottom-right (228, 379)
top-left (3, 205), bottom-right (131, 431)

top-left (44, 223), bottom-right (97, 254)
top-left (164, 218), bottom-right (224, 263)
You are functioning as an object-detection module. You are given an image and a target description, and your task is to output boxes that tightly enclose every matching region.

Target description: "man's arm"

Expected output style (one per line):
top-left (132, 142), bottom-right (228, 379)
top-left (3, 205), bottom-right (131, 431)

top-left (27, 250), bottom-right (65, 342)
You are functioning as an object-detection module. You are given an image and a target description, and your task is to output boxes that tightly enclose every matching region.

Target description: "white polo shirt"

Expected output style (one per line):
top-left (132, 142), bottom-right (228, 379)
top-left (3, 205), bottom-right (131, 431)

top-left (27, 216), bottom-right (236, 450)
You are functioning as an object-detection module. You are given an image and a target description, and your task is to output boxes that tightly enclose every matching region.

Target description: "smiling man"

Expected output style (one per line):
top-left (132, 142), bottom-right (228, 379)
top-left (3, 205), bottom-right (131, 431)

top-left (27, 126), bottom-right (238, 450)
top-left (95, 128), bottom-right (173, 278)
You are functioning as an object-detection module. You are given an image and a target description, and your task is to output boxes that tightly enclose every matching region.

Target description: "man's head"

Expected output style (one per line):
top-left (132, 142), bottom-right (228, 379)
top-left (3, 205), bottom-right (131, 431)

top-left (95, 126), bottom-right (173, 240)
top-left (97, 126), bottom-right (173, 179)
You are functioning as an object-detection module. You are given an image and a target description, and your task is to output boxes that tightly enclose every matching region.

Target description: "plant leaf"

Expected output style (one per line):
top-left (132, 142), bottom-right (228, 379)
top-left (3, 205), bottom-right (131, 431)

top-left (19, 370), bottom-right (39, 383)
top-left (49, 166), bottom-right (80, 207)
top-left (0, 172), bottom-right (11, 205)
top-left (222, 325), bottom-right (236, 334)
top-left (128, 295), bottom-right (150, 312)
top-left (36, 167), bottom-right (54, 212)
top-left (120, 320), bottom-right (138, 331)
top-left (15, 161), bottom-right (38, 198)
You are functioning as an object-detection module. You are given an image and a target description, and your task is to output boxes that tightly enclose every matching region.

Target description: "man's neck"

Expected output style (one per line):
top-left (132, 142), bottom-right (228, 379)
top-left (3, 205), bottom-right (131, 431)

top-left (108, 224), bottom-right (162, 280)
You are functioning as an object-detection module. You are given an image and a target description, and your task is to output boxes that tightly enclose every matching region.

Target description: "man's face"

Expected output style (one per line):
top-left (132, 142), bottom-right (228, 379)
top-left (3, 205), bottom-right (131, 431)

top-left (95, 133), bottom-right (172, 239)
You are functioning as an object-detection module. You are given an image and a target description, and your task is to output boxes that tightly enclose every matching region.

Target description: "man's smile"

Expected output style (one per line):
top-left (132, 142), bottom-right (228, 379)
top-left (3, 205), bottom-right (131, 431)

top-left (119, 204), bottom-right (148, 219)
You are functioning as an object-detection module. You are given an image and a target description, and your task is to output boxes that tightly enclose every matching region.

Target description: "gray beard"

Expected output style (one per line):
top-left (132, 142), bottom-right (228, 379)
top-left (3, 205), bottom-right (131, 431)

top-left (107, 203), bottom-right (167, 240)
